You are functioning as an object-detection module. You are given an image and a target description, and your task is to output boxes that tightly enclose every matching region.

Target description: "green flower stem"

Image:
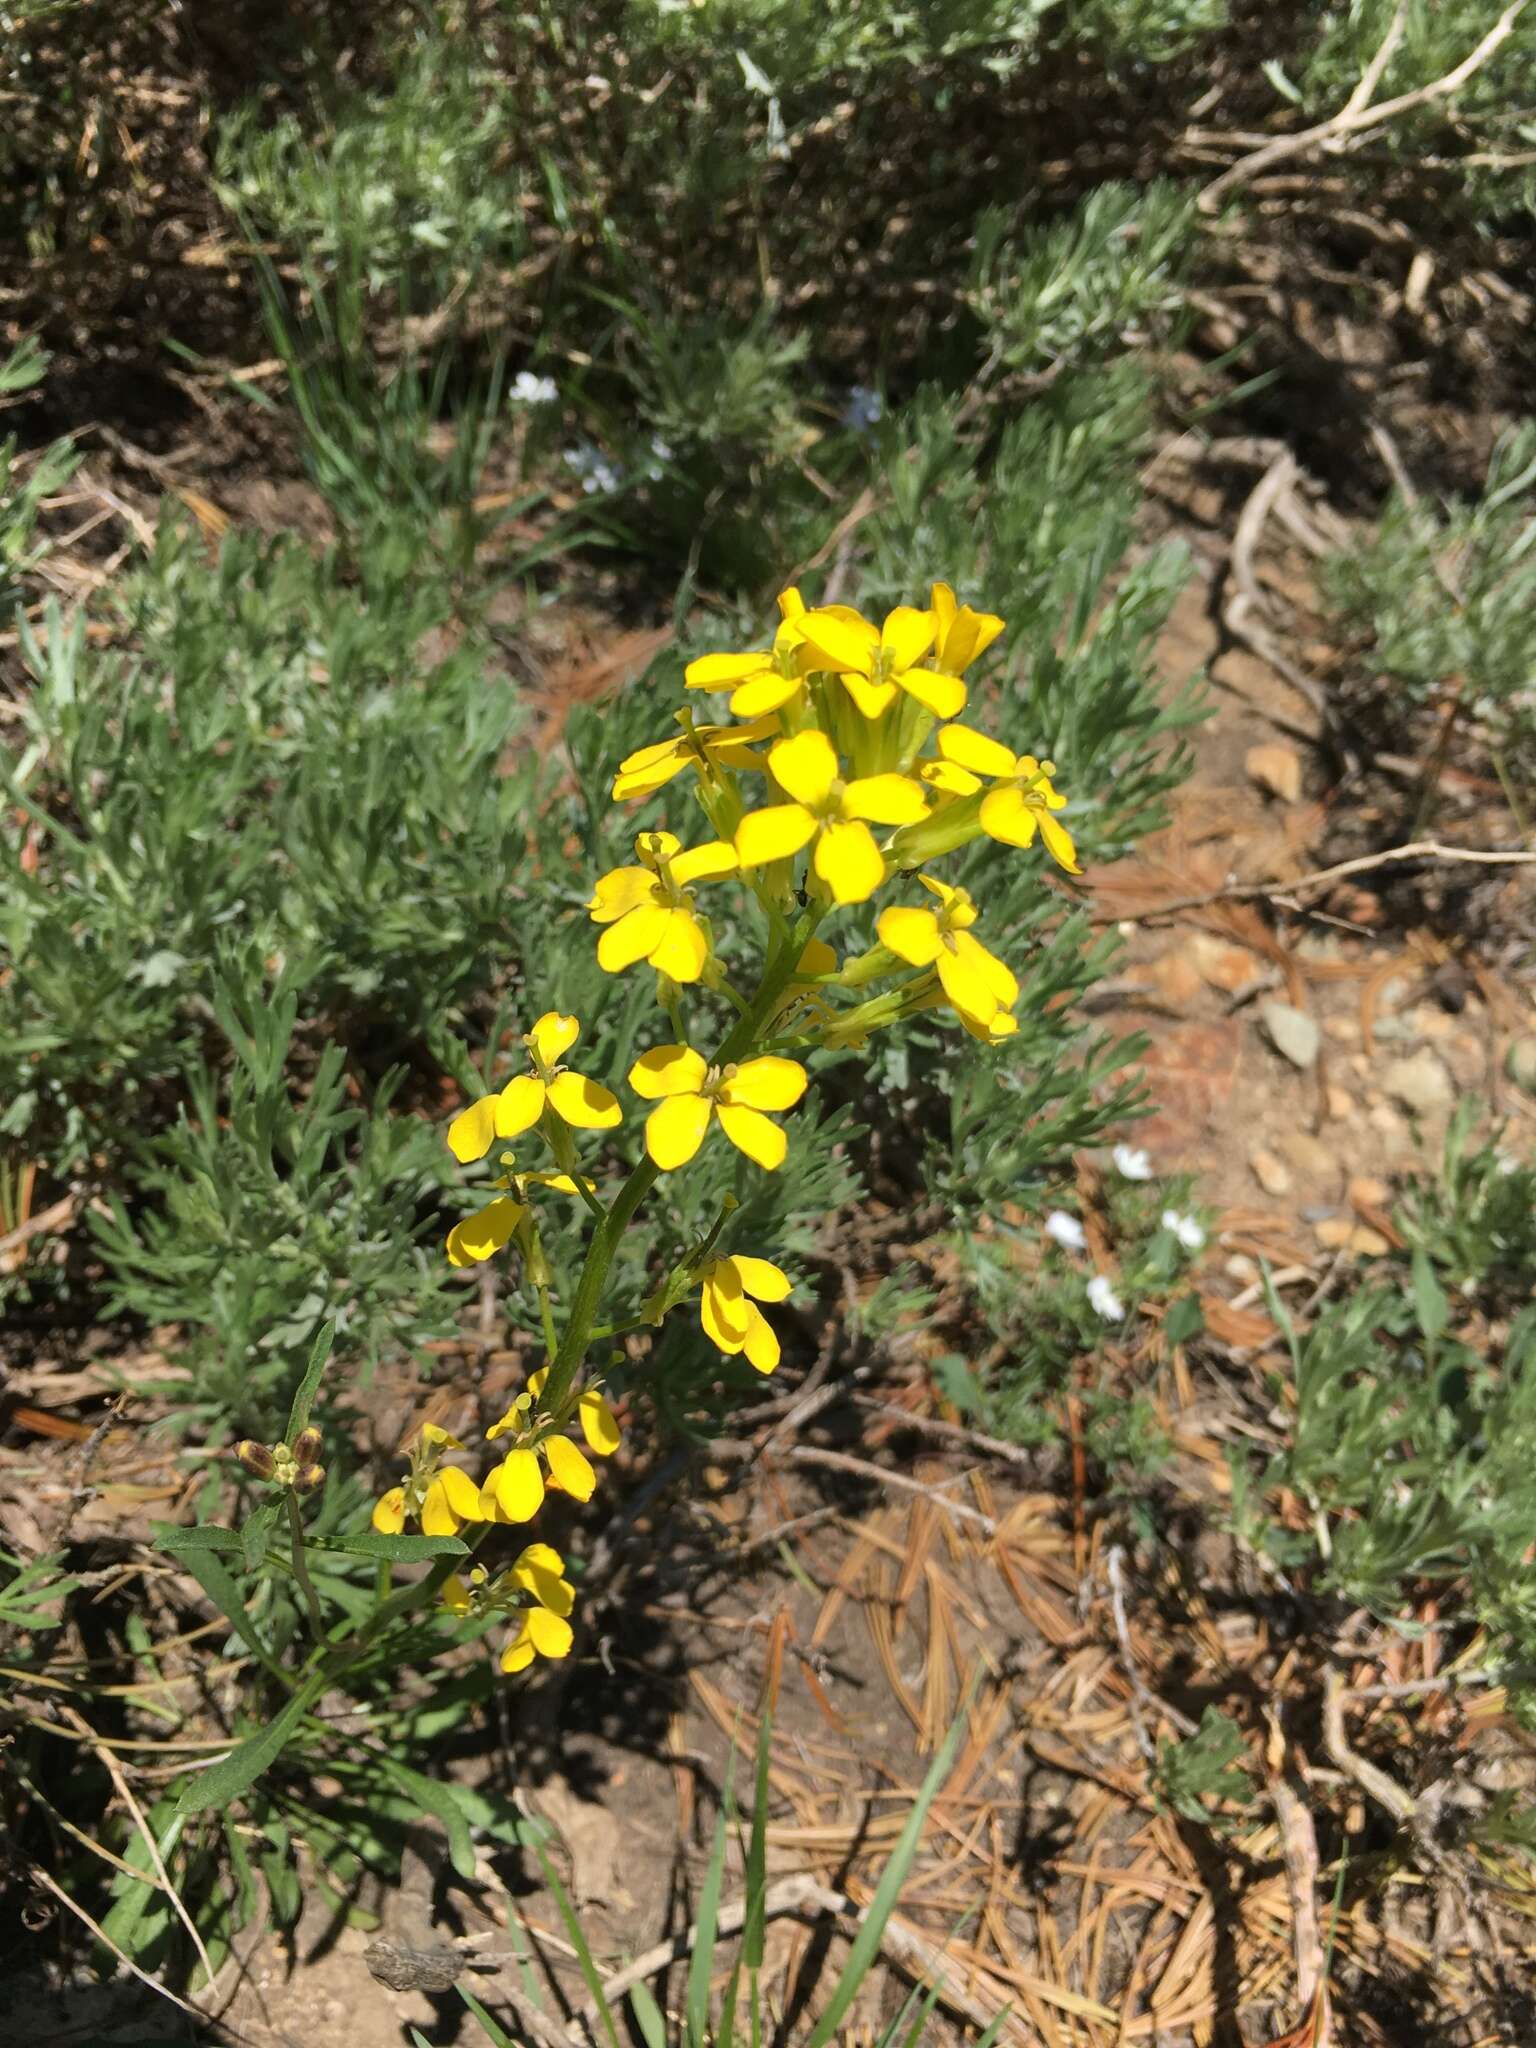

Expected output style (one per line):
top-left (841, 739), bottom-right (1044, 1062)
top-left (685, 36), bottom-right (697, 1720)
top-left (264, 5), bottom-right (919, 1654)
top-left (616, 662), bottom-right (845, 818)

top-left (285, 1492), bottom-right (328, 1644)
top-left (539, 904), bottom-right (821, 1420)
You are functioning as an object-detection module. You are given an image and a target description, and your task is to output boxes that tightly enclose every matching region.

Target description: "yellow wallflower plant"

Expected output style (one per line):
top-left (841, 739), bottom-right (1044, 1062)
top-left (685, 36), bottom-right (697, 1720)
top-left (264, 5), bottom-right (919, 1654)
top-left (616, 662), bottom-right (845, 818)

top-left (304, 575), bottom-right (1079, 1689)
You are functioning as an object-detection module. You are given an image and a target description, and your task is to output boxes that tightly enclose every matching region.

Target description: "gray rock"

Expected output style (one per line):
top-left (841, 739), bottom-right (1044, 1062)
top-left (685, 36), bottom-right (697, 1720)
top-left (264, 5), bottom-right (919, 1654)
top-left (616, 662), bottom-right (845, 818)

top-left (1382, 1049), bottom-right (1454, 1118)
top-left (1260, 1000), bottom-right (1320, 1070)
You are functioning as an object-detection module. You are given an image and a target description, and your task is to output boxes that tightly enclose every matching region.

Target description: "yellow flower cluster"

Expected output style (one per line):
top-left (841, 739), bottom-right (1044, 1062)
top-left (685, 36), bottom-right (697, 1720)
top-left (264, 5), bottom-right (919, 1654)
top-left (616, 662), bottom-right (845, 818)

top-left (380, 580), bottom-right (1072, 1676)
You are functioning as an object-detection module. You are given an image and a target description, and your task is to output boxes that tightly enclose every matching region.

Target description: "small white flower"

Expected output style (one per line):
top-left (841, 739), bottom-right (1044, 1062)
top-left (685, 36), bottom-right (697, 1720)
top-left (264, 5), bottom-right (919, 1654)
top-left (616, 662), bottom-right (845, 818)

top-left (564, 442), bottom-right (620, 493)
top-left (1044, 1211), bottom-right (1087, 1252)
top-left (1087, 1273), bottom-right (1125, 1321)
top-left (1112, 1144), bottom-right (1153, 1182)
top-left (511, 371), bottom-right (558, 406)
top-left (1161, 1208), bottom-right (1206, 1253)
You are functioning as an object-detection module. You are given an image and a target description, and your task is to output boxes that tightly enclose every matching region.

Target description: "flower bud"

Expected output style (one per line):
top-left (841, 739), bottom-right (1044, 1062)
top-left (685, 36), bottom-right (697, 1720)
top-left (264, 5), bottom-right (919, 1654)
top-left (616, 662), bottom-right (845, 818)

top-left (291, 1427), bottom-right (323, 1467)
top-left (292, 1462), bottom-right (326, 1494)
top-left (234, 1439), bottom-right (276, 1480)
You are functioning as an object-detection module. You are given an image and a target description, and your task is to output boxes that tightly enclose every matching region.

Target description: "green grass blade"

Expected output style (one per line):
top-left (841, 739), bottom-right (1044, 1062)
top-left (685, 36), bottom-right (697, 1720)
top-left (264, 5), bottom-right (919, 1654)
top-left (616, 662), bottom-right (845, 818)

top-left (686, 1794), bottom-right (732, 2048)
top-left (802, 1700), bottom-right (970, 2048)
top-left (175, 1670), bottom-right (327, 1815)
top-left (456, 1985), bottom-right (514, 2046)
top-left (627, 1980), bottom-right (668, 2048)
top-left (285, 1318), bottom-right (336, 1440)
top-left (533, 1842), bottom-right (623, 2048)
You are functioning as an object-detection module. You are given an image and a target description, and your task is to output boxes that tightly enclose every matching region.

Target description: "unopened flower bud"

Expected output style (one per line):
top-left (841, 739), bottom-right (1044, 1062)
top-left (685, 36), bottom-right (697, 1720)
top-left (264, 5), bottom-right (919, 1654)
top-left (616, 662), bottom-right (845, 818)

top-left (234, 1439), bottom-right (276, 1480)
top-left (291, 1427), bottom-right (323, 1467)
top-left (292, 1463), bottom-right (326, 1494)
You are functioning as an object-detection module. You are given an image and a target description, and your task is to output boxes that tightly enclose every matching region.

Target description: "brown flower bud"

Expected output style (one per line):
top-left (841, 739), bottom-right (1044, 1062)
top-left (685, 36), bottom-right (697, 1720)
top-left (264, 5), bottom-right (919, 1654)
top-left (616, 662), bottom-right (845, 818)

top-left (291, 1427), bottom-right (323, 1467)
top-left (292, 1463), bottom-right (326, 1495)
top-left (234, 1439), bottom-right (276, 1480)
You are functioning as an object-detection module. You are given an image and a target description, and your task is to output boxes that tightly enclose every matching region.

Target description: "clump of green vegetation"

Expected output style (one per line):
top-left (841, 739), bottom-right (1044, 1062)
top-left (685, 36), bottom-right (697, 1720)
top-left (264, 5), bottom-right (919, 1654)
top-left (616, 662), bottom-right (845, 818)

top-left (1324, 421), bottom-right (1536, 784)
top-left (1232, 1104), bottom-right (1536, 1719)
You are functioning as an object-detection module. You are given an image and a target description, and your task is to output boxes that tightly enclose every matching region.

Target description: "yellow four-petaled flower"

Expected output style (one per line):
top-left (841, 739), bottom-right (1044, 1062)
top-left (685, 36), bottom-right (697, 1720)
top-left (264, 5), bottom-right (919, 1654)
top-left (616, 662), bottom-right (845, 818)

top-left (735, 730), bottom-right (928, 905)
top-left (628, 1044), bottom-right (807, 1171)
top-left (589, 829), bottom-right (737, 983)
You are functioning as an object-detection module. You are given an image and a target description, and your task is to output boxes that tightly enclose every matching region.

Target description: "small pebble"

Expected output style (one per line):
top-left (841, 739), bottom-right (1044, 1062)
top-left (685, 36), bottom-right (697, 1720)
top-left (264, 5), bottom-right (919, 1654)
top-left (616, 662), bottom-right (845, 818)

top-left (1315, 1217), bottom-right (1354, 1248)
top-left (1250, 1148), bottom-right (1291, 1196)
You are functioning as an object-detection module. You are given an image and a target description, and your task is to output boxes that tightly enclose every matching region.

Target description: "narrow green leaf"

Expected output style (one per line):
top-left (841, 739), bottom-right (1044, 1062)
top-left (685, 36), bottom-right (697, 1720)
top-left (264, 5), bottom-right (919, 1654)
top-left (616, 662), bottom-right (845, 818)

top-left (456, 1985), bottom-right (515, 2047)
top-left (241, 1502), bottom-right (280, 1572)
top-left (174, 1546), bottom-right (280, 1676)
top-left (1412, 1249), bottom-right (1449, 1348)
top-left (533, 1843), bottom-right (622, 2048)
top-left (686, 1796), bottom-right (731, 2048)
top-left (175, 1671), bottom-right (325, 1815)
top-left (307, 1528), bottom-right (468, 1563)
top-left (153, 1522), bottom-right (243, 1556)
top-left (379, 1758), bottom-right (478, 1883)
top-left (803, 1699), bottom-right (972, 2048)
top-left (743, 1693), bottom-right (772, 1972)
top-left (970, 2008), bottom-right (1015, 2046)
top-left (285, 1319), bottom-right (336, 1442)
top-left (627, 1981), bottom-right (668, 2048)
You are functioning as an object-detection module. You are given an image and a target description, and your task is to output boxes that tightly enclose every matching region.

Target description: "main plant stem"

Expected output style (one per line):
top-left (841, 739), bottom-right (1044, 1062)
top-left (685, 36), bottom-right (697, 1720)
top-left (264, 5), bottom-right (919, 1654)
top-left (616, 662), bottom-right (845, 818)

top-left (538, 904), bottom-right (820, 1418)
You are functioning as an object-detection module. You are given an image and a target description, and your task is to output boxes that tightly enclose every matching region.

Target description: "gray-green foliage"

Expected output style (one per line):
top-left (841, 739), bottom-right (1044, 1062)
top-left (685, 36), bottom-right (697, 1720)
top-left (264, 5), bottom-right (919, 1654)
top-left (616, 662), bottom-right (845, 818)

top-left (216, 38), bottom-right (527, 297)
top-left (90, 974), bottom-right (459, 1438)
top-left (1154, 1706), bottom-right (1256, 1830)
top-left (1293, 0), bottom-right (1536, 219)
top-left (968, 181), bottom-right (1199, 378)
top-left (1233, 1105), bottom-right (1536, 1714)
top-left (1324, 421), bottom-right (1536, 772)
top-left (0, 337), bottom-right (75, 612)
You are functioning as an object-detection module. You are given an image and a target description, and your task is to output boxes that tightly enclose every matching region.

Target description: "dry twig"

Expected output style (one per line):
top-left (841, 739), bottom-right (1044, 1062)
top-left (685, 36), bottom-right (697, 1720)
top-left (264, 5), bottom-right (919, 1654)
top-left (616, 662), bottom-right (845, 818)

top-left (1100, 838), bottom-right (1536, 923)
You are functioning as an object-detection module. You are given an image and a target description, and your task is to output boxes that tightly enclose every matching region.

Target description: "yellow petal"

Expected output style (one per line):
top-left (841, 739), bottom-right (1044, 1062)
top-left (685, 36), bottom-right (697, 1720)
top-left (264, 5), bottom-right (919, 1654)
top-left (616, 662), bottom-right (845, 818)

top-left (930, 581), bottom-right (957, 638)
top-left (589, 866), bottom-right (658, 923)
top-left (645, 1092), bottom-right (713, 1171)
top-left (837, 668), bottom-right (898, 720)
top-left (578, 1389), bottom-right (621, 1457)
top-left (731, 1255), bottom-right (791, 1302)
top-left (435, 1464), bottom-right (485, 1524)
top-left (777, 585), bottom-right (806, 621)
top-left (441, 1573), bottom-right (473, 1615)
top-left (795, 936), bottom-right (838, 978)
top-left (500, 1624), bottom-right (536, 1673)
top-left (798, 608), bottom-right (878, 674)
top-left (527, 1368), bottom-right (549, 1400)
top-left (937, 604), bottom-right (1004, 674)
top-left (735, 802), bottom-right (817, 868)
top-left (952, 928), bottom-right (1019, 1007)
top-left (421, 1473), bottom-right (466, 1536)
top-left (936, 943), bottom-right (1004, 1027)
top-left (813, 818), bottom-right (885, 904)
top-left (768, 729), bottom-right (839, 808)
top-left (715, 1102), bottom-right (787, 1171)
top-left (730, 670), bottom-right (803, 717)
top-left (741, 1302), bottom-right (781, 1375)
top-left (447, 1096), bottom-right (500, 1163)
top-left (546, 1070), bottom-right (623, 1129)
top-left (629, 1043), bottom-right (708, 1099)
top-left (636, 829), bottom-right (682, 865)
top-left (446, 1195), bottom-right (525, 1268)
top-left (525, 1606), bottom-right (574, 1659)
top-left (597, 903), bottom-right (671, 972)
top-left (700, 1261), bottom-right (752, 1351)
top-left (513, 1540), bottom-right (563, 1576)
top-left (529, 1012), bottom-right (580, 1067)
top-left (920, 758), bottom-right (981, 797)
top-left (719, 1055), bottom-right (806, 1112)
top-left (492, 1447), bottom-right (546, 1522)
top-left (611, 740), bottom-right (686, 801)
top-left (686, 651), bottom-right (769, 688)
top-left (544, 1433), bottom-right (597, 1502)
top-left (978, 784), bottom-right (1038, 849)
top-left (371, 1486), bottom-right (406, 1534)
top-left (1038, 808), bottom-right (1081, 875)
top-left (939, 723), bottom-right (1017, 779)
top-left (494, 1074), bottom-right (547, 1137)
top-left (669, 839), bottom-right (738, 886)
top-left (844, 772), bottom-right (928, 826)
top-left (879, 604), bottom-right (936, 673)
top-left (647, 907), bottom-right (709, 984)
top-left (896, 666), bottom-right (966, 719)
top-left (877, 905), bottom-right (942, 967)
